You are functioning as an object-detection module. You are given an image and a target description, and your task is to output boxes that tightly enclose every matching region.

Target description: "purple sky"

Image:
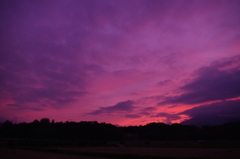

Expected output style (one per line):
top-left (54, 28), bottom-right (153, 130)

top-left (1, 0), bottom-right (240, 126)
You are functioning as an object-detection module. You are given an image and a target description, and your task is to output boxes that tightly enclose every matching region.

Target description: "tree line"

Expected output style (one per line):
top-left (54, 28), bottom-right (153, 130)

top-left (1, 118), bottom-right (240, 141)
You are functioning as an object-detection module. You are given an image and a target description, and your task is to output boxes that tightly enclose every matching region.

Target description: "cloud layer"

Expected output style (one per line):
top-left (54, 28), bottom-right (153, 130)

top-left (0, 0), bottom-right (240, 125)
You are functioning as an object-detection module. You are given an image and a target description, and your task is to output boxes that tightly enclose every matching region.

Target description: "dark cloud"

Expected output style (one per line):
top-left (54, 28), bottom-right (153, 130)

top-left (124, 111), bottom-right (152, 118)
top-left (122, 107), bottom-right (158, 119)
top-left (88, 100), bottom-right (135, 115)
top-left (180, 99), bottom-right (240, 117)
top-left (137, 95), bottom-right (164, 106)
top-left (157, 80), bottom-right (172, 86)
top-left (180, 99), bottom-right (240, 126)
top-left (141, 107), bottom-right (157, 111)
top-left (125, 114), bottom-right (142, 119)
top-left (149, 112), bottom-right (182, 125)
top-left (159, 56), bottom-right (240, 105)
top-left (139, 112), bottom-right (150, 116)
top-left (152, 112), bottom-right (181, 120)
top-left (0, 60), bottom-right (89, 109)
top-left (7, 104), bottom-right (44, 111)
top-left (210, 55), bottom-right (240, 70)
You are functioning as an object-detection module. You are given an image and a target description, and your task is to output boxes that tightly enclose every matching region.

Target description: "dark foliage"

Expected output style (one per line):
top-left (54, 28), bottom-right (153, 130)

top-left (0, 119), bottom-right (240, 142)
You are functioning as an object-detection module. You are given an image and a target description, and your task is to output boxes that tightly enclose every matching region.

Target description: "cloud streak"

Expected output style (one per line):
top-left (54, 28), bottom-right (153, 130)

top-left (88, 100), bottom-right (135, 115)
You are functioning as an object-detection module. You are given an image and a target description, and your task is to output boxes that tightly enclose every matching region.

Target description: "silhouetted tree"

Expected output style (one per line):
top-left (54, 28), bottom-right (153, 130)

top-left (1, 119), bottom-right (240, 143)
top-left (40, 118), bottom-right (50, 124)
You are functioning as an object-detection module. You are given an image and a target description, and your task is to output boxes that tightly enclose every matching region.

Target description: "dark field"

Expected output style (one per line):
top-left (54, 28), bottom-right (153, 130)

top-left (1, 132), bottom-right (240, 159)
top-left (1, 147), bottom-right (240, 159)
top-left (61, 147), bottom-right (240, 159)
top-left (0, 148), bottom-right (107, 159)
top-left (1, 140), bottom-right (240, 159)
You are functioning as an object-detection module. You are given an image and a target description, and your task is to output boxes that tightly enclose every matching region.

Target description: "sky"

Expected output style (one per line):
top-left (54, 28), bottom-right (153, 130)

top-left (1, 0), bottom-right (240, 126)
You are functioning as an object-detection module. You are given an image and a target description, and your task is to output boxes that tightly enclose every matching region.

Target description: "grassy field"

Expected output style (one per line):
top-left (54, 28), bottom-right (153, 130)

top-left (2, 146), bottom-right (239, 159)
top-left (1, 140), bottom-right (240, 159)
top-left (59, 147), bottom-right (240, 159)
top-left (0, 148), bottom-right (108, 159)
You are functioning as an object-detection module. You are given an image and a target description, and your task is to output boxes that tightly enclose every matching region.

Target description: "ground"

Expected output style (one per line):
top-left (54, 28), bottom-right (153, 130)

top-left (0, 148), bottom-right (107, 159)
top-left (1, 147), bottom-right (240, 159)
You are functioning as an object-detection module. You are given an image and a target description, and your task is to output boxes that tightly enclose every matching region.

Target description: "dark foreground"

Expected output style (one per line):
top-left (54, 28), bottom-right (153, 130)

top-left (1, 147), bottom-right (240, 159)
top-left (0, 148), bottom-right (107, 159)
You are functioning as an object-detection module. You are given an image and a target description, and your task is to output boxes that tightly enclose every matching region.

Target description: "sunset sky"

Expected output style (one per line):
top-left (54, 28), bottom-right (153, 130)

top-left (1, 0), bottom-right (240, 126)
